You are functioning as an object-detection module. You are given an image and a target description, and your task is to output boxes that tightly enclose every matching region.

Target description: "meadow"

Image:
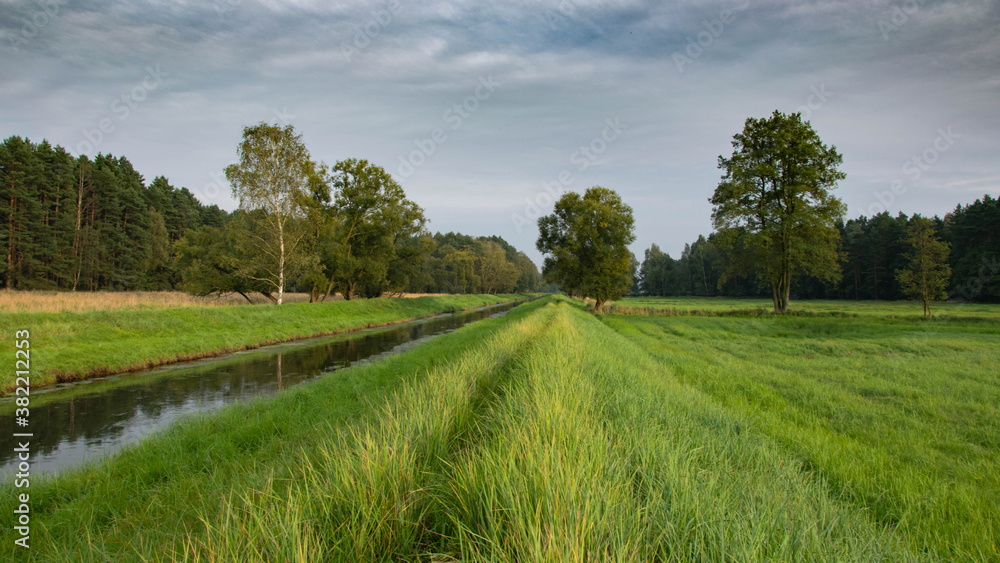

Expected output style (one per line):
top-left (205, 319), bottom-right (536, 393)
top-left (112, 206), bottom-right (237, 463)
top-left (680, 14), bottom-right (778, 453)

top-left (0, 293), bottom-right (522, 392)
top-left (3, 295), bottom-right (996, 561)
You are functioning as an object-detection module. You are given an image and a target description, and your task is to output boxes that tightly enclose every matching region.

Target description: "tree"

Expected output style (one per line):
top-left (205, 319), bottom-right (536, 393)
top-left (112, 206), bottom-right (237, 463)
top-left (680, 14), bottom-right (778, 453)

top-left (638, 243), bottom-right (677, 296)
top-left (224, 123), bottom-right (317, 304)
top-left (537, 186), bottom-right (636, 312)
top-left (710, 110), bottom-right (846, 313)
top-left (478, 241), bottom-right (520, 294)
top-left (945, 195), bottom-right (1000, 302)
top-left (324, 158), bottom-right (426, 299)
top-left (896, 216), bottom-right (951, 317)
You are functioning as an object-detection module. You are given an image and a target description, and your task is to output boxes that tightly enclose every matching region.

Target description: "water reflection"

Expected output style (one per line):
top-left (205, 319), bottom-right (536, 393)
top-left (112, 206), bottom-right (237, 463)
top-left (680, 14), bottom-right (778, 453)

top-left (0, 301), bottom-right (519, 478)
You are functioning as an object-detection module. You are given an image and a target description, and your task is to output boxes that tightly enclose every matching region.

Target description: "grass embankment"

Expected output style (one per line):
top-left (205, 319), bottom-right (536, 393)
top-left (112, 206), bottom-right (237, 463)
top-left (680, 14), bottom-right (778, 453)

top-left (0, 294), bottom-right (524, 392)
top-left (7, 295), bottom-right (971, 561)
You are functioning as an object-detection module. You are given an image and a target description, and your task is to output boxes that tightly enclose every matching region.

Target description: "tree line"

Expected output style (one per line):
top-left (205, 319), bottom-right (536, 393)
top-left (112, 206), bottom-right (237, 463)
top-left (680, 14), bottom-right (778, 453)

top-left (535, 111), bottom-right (995, 316)
top-left (0, 131), bottom-right (541, 300)
top-left (1, 136), bottom-right (228, 291)
top-left (637, 197), bottom-right (999, 304)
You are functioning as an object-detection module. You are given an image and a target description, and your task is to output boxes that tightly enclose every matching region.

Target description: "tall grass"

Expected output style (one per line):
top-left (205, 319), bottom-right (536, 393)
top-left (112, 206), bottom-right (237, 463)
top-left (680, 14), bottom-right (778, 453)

top-left (179, 297), bottom-right (918, 561)
top-left (0, 297), bottom-right (550, 561)
top-left (603, 313), bottom-right (1000, 560)
top-left (5, 296), bottom-right (991, 560)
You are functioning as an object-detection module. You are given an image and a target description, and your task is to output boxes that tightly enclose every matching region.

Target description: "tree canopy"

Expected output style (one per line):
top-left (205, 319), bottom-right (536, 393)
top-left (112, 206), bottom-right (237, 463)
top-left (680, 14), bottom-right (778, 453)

top-left (896, 216), bottom-right (951, 318)
top-left (537, 186), bottom-right (636, 312)
top-left (711, 110), bottom-right (846, 313)
top-left (324, 158), bottom-right (426, 299)
top-left (0, 134), bottom-right (543, 299)
top-left (224, 122), bottom-right (318, 304)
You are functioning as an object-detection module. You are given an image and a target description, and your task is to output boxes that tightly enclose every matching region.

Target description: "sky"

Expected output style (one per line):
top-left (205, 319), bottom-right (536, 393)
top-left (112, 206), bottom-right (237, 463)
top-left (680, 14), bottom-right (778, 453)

top-left (2, 0), bottom-right (998, 266)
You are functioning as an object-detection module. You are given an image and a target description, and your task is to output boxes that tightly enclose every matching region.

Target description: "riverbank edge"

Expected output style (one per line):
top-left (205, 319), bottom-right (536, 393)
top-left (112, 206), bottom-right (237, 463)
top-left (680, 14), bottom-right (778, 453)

top-left (2, 294), bottom-right (535, 395)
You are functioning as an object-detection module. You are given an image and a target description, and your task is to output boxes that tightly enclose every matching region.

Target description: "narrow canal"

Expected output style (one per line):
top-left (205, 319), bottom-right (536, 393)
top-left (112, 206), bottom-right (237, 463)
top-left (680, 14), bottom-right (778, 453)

top-left (0, 300), bottom-right (522, 479)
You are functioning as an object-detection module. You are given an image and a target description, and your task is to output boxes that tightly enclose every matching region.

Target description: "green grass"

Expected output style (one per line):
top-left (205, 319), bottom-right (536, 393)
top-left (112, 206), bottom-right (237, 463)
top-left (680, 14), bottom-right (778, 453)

top-left (602, 312), bottom-right (1000, 560)
top-left (10, 295), bottom-right (990, 561)
top-left (0, 297), bottom-right (552, 561)
top-left (0, 293), bottom-right (526, 392)
top-left (615, 296), bottom-right (1000, 320)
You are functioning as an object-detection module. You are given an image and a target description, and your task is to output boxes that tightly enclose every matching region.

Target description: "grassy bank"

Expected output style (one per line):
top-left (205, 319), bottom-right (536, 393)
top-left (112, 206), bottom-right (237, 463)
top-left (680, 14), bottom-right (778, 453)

top-left (0, 294), bottom-right (524, 392)
top-left (10, 295), bottom-right (992, 560)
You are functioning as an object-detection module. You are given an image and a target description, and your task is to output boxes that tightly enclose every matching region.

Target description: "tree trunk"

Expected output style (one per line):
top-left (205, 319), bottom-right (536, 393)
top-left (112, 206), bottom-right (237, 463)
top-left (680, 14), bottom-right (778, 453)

top-left (322, 276), bottom-right (336, 302)
top-left (277, 220), bottom-right (285, 305)
top-left (595, 298), bottom-right (604, 313)
top-left (6, 193), bottom-right (14, 289)
top-left (782, 275), bottom-right (791, 314)
top-left (72, 165), bottom-right (85, 291)
top-left (771, 272), bottom-right (791, 314)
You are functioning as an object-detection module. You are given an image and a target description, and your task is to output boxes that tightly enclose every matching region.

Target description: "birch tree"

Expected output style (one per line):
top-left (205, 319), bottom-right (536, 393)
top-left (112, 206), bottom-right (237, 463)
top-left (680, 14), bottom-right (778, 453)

top-left (224, 123), bottom-right (316, 304)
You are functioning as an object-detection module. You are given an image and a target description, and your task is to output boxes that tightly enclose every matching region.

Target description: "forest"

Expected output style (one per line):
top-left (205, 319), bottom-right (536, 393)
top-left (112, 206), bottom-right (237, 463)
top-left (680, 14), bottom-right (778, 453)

top-left (0, 135), bottom-right (541, 299)
top-left (637, 196), bottom-right (1000, 302)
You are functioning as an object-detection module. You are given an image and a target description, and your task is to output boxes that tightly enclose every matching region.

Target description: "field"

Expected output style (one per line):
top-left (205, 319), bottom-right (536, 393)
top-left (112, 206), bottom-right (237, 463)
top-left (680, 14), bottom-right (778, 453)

top-left (611, 296), bottom-right (1000, 319)
top-left (3, 295), bottom-right (997, 561)
top-left (0, 293), bottom-right (522, 391)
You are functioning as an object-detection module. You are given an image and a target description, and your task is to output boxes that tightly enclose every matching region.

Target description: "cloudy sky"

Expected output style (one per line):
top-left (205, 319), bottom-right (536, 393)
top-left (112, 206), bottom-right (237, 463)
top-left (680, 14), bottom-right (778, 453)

top-left (2, 0), bottom-right (998, 265)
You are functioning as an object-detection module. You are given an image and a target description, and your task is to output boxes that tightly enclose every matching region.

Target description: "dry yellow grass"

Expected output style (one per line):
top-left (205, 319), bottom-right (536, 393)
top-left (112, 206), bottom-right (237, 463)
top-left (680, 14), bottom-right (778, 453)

top-left (0, 290), bottom-right (314, 313)
top-left (0, 291), bottom-right (465, 314)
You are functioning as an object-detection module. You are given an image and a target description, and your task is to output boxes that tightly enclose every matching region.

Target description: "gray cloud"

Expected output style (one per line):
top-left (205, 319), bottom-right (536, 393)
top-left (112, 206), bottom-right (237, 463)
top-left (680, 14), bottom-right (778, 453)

top-left (2, 0), bottom-right (997, 265)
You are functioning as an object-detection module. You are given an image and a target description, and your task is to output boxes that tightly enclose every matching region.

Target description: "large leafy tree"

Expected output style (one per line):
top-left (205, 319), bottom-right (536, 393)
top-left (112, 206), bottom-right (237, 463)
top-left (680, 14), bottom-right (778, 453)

top-left (324, 158), bottom-right (426, 299)
top-left (896, 216), bottom-right (951, 318)
top-left (537, 186), bottom-right (636, 312)
top-left (711, 110), bottom-right (846, 313)
top-left (224, 122), bottom-right (318, 304)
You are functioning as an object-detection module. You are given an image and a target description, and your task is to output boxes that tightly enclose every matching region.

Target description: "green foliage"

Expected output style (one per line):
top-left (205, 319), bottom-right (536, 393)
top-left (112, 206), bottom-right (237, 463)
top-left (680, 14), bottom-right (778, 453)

top-left (225, 123), bottom-right (319, 304)
top-left (946, 195), bottom-right (1000, 302)
top-left (896, 216), bottom-right (952, 317)
top-left (0, 132), bottom-right (541, 299)
top-left (321, 158), bottom-right (427, 299)
top-left (711, 110), bottom-right (846, 313)
top-left (402, 232), bottom-right (541, 295)
top-left (537, 186), bottom-right (636, 311)
top-left (0, 136), bottom-right (224, 291)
